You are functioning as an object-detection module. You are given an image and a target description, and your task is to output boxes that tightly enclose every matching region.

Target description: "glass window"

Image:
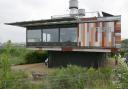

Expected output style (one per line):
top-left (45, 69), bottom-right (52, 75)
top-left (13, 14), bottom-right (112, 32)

top-left (60, 27), bottom-right (77, 42)
top-left (43, 28), bottom-right (59, 42)
top-left (27, 30), bottom-right (41, 42)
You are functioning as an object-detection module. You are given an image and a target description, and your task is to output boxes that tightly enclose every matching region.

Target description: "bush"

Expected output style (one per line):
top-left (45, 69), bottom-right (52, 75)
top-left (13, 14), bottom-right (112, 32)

top-left (0, 42), bottom-right (29, 65)
top-left (9, 47), bottom-right (29, 65)
top-left (24, 51), bottom-right (48, 64)
top-left (0, 70), bottom-right (30, 89)
top-left (114, 59), bottom-right (128, 89)
top-left (0, 43), bottom-right (31, 89)
top-left (9, 47), bottom-right (27, 57)
top-left (47, 65), bottom-right (87, 89)
top-left (46, 65), bottom-right (116, 89)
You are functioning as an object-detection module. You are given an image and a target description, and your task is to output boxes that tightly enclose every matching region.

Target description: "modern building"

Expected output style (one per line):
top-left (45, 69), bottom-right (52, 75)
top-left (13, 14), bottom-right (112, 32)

top-left (6, 0), bottom-right (121, 68)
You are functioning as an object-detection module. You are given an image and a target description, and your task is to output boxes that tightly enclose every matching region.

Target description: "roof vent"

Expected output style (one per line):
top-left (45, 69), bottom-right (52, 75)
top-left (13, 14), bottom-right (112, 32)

top-left (78, 9), bottom-right (85, 16)
top-left (69, 0), bottom-right (79, 16)
top-left (69, 0), bottom-right (78, 9)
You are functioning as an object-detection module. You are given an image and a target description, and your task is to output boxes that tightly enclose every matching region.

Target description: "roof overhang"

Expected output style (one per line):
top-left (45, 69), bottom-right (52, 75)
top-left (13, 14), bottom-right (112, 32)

top-left (5, 17), bottom-right (77, 27)
top-left (5, 16), bottom-right (121, 28)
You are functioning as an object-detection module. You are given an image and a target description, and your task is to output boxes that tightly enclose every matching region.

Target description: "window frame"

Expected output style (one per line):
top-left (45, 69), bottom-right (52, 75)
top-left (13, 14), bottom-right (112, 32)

top-left (42, 28), bottom-right (59, 42)
top-left (60, 27), bottom-right (77, 43)
top-left (26, 29), bottom-right (42, 43)
top-left (26, 24), bottom-right (78, 47)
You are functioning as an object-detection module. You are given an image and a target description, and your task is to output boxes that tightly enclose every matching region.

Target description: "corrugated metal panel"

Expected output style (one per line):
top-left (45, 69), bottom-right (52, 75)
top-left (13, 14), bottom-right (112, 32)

top-left (109, 22), bottom-right (114, 47)
top-left (86, 23), bottom-right (89, 46)
top-left (84, 23), bottom-right (88, 46)
top-left (115, 33), bottom-right (121, 36)
top-left (108, 22), bottom-right (114, 47)
top-left (79, 23), bottom-right (88, 47)
top-left (82, 24), bottom-right (85, 46)
top-left (93, 23), bottom-right (96, 46)
top-left (104, 22), bottom-right (114, 48)
top-left (99, 23), bottom-right (103, 47)
top-left (78, 19), bottom-right (121, 49)
top-left (115, 44), bottom-right (121, 48)
top-left (102, 22), bottom-right (105, 48)
top-left (115, 36), bottom-right (121, 43)
top-left (79, 24), bottom-right (82, 46)
top-left (112, 32), bottom-right (115, 47)
top-left (88, 23), bottom-right (95, 46)
top-left (95, 27), bottom-right (101, 47)
top-left (114, 21), bottom-right (121, 49)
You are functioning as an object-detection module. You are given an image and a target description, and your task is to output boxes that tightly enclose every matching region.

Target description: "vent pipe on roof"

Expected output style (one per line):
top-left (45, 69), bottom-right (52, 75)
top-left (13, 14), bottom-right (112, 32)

top-left (69, 0), bottom-right (79, 16)
top-left (78, 9), bottom-right (85, 16)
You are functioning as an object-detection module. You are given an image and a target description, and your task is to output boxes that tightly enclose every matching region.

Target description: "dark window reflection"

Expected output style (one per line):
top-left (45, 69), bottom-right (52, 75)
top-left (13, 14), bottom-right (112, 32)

top-left (43, 28), bottom-right (59, 42)
top-left (60, 27), bottom-right (77, 42)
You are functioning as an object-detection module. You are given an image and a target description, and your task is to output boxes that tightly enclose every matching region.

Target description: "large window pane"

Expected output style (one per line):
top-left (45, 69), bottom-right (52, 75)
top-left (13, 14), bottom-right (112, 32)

top-left (43, 28), bottom-right (59, 42)
top-left (27, 30), bottom-right (41, 42)
top-left (60, 27), bottom-right (77, 42)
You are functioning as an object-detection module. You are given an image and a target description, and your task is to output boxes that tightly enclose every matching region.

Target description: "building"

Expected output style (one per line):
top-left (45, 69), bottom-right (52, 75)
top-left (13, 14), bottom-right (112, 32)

top-left (6, 0), bottom-right (121, 68)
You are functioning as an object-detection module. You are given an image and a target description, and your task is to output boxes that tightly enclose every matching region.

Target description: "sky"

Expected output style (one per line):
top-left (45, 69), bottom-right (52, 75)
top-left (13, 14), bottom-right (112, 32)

top-left (0, 0), bottom-right (128, 43)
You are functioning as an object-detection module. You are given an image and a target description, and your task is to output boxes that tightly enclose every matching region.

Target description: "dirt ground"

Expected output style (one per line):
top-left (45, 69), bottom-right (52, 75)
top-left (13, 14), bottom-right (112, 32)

top-left (11, 59), bottom-right (116, 72)
top-left (11, 59), bottom-right (116, 77)
top-left (11, 63), bottom-right (55, 77)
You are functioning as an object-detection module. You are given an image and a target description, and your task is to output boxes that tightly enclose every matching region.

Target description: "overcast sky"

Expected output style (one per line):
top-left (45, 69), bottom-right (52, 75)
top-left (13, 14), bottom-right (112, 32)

top-left (0, 0), bottom-right (128, 43)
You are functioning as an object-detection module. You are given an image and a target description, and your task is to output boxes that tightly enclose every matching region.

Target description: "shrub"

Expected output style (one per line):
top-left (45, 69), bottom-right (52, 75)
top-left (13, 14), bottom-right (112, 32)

top-left (24, 51), bottom-right (48, 64)
top-left (0, 70), bottom-right (30, 89)
top-left (9, 47), bottom-right (27, 57)
top-left (114, 59), bottom-right (128, 89)
top-left (46, 65), bottom-right (116, 89)
top-left (0, 41), bottom-right (29, 65)
top-left (47, 65), bottom-right (87, 89)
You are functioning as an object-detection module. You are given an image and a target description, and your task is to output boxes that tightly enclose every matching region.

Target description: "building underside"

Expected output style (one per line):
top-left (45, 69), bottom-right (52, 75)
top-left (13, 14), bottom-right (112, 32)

top-left (48, 51), bottom-right (107, 68)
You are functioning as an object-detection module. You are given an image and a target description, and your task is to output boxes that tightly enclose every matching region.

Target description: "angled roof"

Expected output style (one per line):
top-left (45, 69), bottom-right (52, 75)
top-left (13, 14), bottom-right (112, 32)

top-left (6, 15), bottom-right (121, 27)
top-left (6, 17), bottom-right (77, 27)
top-left (102, 12), bottom-right (114, 17)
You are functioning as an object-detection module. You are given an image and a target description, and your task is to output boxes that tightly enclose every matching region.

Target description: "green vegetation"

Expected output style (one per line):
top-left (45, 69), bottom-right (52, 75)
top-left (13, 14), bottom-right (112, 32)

top-left (0, 41), bottom-right (48, 65)
top-left (0, 40), bottom-right (128, 89)
top-left (121, 39), bottom-right (128, 56)
top-left (24, 51), bottom-right (47, 64)
top-left (114, 59), bottom-right (128, 89)
top-left (45, 65), bottom-right (116, 89)
top-left (0, 41), bottom-right (28, 89)
top-left (0, 41), bottom-right (45, 89)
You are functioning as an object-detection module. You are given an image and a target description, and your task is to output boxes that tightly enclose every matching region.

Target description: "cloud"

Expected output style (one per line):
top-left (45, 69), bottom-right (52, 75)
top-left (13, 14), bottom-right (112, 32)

top-left (79, 0), bottom-right (128, 39)
top-left (0, 0), bottom-right (127, 42)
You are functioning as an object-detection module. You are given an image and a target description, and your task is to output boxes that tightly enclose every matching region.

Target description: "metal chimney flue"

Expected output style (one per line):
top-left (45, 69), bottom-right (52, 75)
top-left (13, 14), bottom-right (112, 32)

top-left (69, 0), bottom-right (78, 16)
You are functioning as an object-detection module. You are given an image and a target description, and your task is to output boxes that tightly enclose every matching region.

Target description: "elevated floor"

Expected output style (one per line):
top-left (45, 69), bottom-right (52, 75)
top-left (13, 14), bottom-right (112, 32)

top-left (28, 47), bottom-right (111, 52)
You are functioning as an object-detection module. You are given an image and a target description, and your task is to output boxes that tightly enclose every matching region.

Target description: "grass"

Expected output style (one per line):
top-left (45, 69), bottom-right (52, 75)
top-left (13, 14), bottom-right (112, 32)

top-left (0, 42), bottom-right (113, 88)
top-left (2, 56), bottom-right (128, 89)
top-left (1, 41), bottom-right (128, 89)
